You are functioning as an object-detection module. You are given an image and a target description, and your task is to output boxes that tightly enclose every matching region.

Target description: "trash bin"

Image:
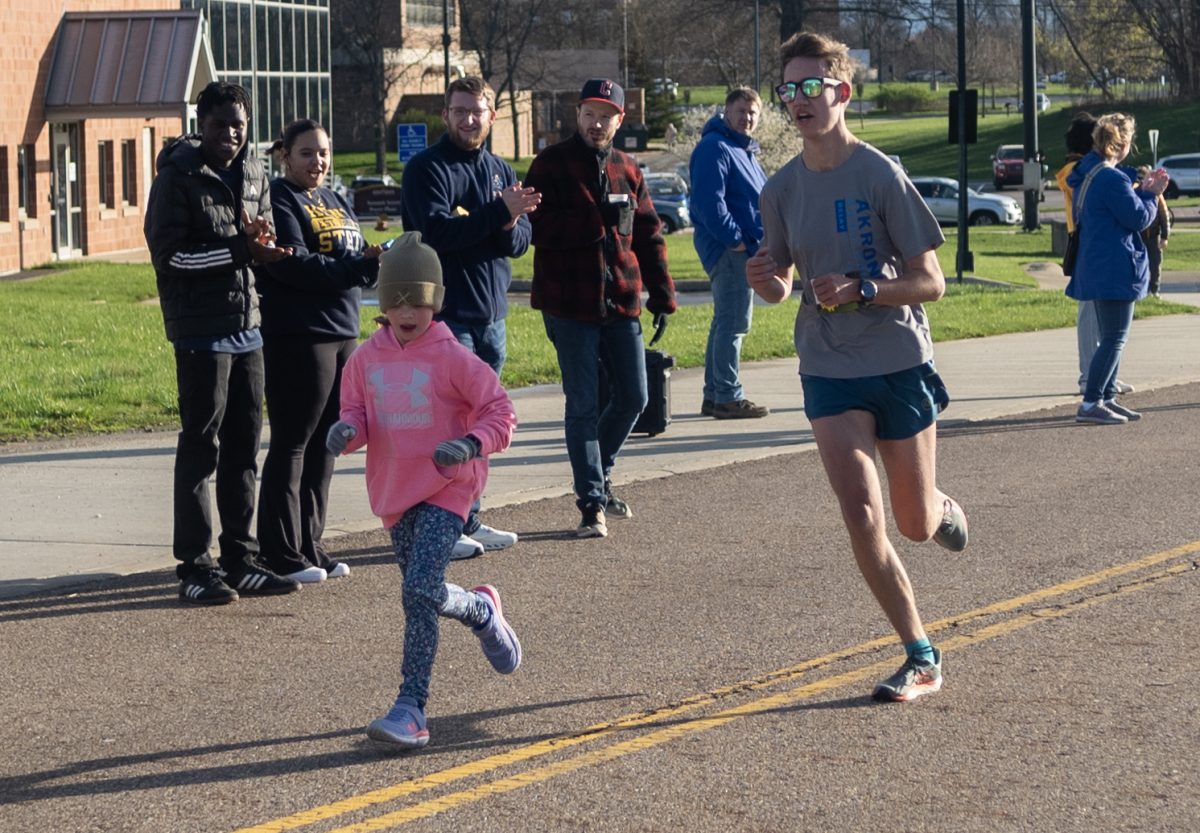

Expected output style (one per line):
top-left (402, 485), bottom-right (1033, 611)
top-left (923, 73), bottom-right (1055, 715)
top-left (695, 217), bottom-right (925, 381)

top-left (1048, 219), bottom-right (1069, 256)
top-left (614, 124), bottom-right (649, 152)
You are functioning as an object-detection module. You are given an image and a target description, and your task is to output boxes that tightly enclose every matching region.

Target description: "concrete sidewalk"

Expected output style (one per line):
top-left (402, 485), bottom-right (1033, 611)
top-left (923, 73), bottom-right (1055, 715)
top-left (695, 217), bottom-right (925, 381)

top-left (2, 292), bottom-right (1197, 599)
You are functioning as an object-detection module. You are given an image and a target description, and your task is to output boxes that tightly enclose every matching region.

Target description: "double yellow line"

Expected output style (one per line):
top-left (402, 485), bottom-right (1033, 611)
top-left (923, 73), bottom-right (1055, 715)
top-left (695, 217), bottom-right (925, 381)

top-left (232, 541), bottom-right (1200, 833)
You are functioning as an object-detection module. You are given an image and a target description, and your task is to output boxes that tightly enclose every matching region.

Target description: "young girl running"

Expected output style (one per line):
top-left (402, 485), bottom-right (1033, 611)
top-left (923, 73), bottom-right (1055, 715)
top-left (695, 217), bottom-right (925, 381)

top-left (327, 232), bottom-right (520, 746)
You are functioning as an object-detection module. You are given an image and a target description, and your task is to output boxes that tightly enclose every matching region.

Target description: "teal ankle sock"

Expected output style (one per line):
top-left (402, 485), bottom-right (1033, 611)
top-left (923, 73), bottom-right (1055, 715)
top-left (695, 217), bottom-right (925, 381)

top-left (904, 638), bottom-right (935, 665)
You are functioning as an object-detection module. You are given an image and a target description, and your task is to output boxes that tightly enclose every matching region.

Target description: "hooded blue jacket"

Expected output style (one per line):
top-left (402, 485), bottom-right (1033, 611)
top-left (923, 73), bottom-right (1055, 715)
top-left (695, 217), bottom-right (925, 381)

top-left (1065, 150), bottom-right (1157, 302)
top-left (688, 115), bottom-right (767, 273)
top-left (400, 134), bottom-right (531, 324)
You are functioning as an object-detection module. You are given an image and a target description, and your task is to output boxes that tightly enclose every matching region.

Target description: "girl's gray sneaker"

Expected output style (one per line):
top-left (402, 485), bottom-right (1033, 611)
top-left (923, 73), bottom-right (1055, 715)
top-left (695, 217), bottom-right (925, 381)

top-left (367, 696), bottom-right (429, 748)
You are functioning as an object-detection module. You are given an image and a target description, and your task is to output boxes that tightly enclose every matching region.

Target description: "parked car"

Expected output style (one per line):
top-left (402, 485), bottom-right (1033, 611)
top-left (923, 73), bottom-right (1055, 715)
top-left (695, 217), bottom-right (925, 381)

top-left (1049, 70), bottom-right (1069, 83)
top-left (991, 144), bottom-right (1027, 189)
top-left (328, 174), bottom-right (349, 198)
top-left (644, 172), bottom-right (690, 233)
top-left (348, 174), bottom-right (397, 194)
top-left (1017, 92), bottom-right (1051, 112)
top-left (1157, 153), bottom-right (1200, 198)
top-left (911, 176), bottom-right (1023, 226)
top-left (650, 78), bottom-right (679, 98)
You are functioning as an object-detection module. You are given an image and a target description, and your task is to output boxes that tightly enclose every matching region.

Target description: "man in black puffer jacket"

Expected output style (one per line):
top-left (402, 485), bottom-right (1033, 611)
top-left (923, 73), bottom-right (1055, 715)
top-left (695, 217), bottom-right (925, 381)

top-left (144, 81), bottom-right (300, 606)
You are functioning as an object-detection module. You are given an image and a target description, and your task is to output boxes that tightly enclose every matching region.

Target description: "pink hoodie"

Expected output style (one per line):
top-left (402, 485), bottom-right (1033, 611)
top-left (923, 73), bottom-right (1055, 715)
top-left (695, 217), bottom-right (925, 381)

top-left (337, 320), bottom-right (517, 528)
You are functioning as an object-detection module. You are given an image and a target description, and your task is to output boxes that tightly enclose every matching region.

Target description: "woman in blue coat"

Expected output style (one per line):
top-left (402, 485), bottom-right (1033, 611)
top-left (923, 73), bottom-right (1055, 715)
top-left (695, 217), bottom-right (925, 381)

top-left (1066, 113), bottom-right (1169, 425)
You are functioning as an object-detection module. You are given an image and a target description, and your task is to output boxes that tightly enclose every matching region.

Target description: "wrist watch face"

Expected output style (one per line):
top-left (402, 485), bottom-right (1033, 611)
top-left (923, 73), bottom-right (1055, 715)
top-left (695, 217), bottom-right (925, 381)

top-left (861, 279), bottom-right (878, 303)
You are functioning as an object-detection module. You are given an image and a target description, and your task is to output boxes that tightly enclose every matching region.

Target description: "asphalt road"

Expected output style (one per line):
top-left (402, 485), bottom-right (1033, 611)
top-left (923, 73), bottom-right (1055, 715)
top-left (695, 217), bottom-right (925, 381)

top-left (2, 384), bottom-right (1198, 833)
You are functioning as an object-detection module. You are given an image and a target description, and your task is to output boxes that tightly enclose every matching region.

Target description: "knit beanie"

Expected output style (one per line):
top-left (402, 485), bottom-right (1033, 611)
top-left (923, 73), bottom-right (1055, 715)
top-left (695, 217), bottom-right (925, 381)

top-left (376, 231), bottom-right (444, 313)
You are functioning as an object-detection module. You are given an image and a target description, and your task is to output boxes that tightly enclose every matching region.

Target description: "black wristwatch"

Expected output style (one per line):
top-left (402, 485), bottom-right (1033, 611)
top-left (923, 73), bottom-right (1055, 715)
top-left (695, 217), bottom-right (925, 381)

top-left (858, 278), bottom-right (878, 307)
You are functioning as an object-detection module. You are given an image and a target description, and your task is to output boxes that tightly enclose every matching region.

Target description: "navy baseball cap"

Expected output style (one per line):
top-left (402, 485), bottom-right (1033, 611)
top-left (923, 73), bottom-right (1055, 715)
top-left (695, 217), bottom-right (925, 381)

top-left (579, 79), bottom-right (625, 113)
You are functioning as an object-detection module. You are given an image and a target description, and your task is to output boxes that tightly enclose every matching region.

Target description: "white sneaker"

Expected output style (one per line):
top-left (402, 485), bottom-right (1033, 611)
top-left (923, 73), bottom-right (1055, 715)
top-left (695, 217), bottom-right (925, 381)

top-left (327, 562), bottom-right (350, 578)
top-left (470, 524), bottom-right (518, 551)
top-left (285, 566), bottom-right (328, 583)
top-left (450, 534), bottom-right (485, 560)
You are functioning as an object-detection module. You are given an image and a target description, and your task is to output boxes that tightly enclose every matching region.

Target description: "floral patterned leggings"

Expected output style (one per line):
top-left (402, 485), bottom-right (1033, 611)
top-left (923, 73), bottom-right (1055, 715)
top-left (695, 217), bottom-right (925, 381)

top-left (390, 503), bottom-right (490, 707)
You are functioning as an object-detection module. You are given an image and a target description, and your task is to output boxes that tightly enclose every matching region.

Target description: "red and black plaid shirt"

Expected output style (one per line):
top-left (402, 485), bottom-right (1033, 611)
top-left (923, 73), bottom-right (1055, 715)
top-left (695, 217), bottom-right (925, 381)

top-left (525, 134), bottom-right (676, 322)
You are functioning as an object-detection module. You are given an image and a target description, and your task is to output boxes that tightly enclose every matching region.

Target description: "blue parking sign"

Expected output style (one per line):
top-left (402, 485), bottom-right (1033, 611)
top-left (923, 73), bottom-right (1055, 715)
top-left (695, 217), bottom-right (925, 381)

top-left (397, 123), bottom-right (428, 163)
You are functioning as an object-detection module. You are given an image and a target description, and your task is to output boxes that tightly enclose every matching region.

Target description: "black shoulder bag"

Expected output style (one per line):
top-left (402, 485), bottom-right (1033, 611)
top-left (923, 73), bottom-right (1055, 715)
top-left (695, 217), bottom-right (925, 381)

top-left (1063, 166), bottom-right (1103, 277)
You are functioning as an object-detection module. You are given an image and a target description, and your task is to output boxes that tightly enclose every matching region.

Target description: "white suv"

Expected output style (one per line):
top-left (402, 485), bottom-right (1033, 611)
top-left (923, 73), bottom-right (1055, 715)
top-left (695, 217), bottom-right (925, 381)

top-left (1158, 153), bottom-right (1200, 198)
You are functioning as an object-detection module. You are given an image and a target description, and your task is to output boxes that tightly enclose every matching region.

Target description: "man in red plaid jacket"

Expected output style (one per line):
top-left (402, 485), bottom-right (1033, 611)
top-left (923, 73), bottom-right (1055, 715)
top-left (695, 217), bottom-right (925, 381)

top-left (525, 78), bottom-right (677, 539)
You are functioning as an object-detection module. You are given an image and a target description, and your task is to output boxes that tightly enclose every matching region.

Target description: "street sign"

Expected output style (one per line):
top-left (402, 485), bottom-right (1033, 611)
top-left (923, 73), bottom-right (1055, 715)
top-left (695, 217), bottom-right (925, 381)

top-left (397, 123), bottom-right (428, 163)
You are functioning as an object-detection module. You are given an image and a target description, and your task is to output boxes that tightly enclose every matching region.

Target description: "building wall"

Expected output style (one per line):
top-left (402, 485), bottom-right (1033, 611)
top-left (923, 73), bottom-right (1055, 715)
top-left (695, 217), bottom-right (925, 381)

top-left (0, 0), bottom-right (179, 274)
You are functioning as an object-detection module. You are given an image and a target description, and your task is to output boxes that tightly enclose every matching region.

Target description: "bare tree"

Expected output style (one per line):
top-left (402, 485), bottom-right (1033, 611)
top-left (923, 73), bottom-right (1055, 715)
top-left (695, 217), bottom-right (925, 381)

top-left (459, 0), bottom-right (555, 159)
top-left (1126, 0), bottom-right (1200, 97)
top-left (330, 0), bottom-right (435, 172)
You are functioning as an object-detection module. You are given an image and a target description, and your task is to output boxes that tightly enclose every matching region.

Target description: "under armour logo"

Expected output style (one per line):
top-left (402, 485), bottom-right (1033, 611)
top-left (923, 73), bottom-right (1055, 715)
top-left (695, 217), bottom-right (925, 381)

top-left (369, 367), bottom-right (430, 410)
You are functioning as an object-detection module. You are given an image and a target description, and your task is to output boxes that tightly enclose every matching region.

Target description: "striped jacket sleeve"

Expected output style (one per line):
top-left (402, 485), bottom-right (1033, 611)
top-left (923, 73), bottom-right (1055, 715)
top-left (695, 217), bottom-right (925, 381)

top-left (144, 166), bottom-right (252, 279)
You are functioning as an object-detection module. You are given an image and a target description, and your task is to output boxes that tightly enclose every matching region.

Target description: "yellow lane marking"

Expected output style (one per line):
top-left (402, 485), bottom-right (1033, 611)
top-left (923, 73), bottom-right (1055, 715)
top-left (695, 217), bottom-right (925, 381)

top-left (321, 560), bottom-right (1194, 832)
top-left (231, 542), bottom-right (1200, 833)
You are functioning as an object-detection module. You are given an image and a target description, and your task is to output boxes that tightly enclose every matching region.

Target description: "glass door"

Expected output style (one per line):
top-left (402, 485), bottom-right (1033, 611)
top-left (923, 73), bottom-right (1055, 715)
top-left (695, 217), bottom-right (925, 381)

top-left (50, 123), bottom-right (82, 259)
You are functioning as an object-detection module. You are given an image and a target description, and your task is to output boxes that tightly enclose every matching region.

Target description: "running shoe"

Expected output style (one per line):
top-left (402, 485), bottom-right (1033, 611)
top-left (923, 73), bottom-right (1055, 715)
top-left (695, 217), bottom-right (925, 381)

top-left (367, 696), bottom-right (429, 747)
top-left (932, 497), bottom-right (969, 552)
top-left (471, 584), bottom-right (522, 674)
top-left (872, 648), bottom-right (943, 703)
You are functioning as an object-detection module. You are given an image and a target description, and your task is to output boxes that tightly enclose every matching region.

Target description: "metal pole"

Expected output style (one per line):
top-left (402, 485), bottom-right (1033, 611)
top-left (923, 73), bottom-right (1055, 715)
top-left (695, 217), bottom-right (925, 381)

top-left (754, 0), bottom-right (761, 95)
top-left (623, 0), bottom-right (629, 90)
top-left (1021, 0), bottom-right (1040, 230)
top-left (443, 0), bottom-right (451, 88)
top-left (955, 0), bottom-right (970, 281)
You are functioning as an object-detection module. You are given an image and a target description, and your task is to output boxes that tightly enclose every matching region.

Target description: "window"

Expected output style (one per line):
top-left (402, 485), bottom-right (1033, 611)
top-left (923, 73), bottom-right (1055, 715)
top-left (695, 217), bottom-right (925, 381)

top-left (121, 140), bottom-right (137, 206)
top-left (17, 145), bottom-right (28, 215)
top-left (98, 141), bottom-right (115, 209)
top-left (0, 146), bottom-right (10, 222)
top-left (20, 144), bottom-right (36, 218)
top-left (406, 0), bottom-right (454, 27)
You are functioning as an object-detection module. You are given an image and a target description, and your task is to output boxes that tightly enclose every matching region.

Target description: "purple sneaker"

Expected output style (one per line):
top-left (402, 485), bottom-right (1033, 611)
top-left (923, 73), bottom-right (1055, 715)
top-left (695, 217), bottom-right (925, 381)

top-left (367, 696), bottom-right (428, 748)
top-left (472, 585), bottom-right (522, 674)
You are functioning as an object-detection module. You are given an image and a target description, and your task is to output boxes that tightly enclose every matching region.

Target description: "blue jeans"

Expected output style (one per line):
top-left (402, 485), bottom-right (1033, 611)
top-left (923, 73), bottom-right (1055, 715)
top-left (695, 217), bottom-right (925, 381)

top-left (441, 317), bottom-right (507, 376)
top-left (703, 248), bottom-right (754, 404)
top-left (1076, 300), bottom-right (1100, 387)
top-left (1084, 300), bottom-right (1135, 402)
top-left (543, 313), bottom-right (648, 509)
top-left (441, 317), bottom-right (506, 533)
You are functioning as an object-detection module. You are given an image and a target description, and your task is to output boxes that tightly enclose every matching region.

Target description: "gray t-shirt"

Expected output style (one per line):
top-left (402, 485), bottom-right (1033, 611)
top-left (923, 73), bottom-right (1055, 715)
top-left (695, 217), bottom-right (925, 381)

top-left (760, 143), bottom-right (945, 378)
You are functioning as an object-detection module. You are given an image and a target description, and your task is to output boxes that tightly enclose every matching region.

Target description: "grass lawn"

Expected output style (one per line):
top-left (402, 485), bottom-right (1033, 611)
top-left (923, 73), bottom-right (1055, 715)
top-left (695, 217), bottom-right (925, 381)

top-left (1, 255), bottom-right (1191, 443)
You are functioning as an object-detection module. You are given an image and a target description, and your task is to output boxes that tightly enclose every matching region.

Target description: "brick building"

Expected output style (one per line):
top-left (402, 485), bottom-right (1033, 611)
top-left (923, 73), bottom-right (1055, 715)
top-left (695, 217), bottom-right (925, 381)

top-left (0, 1), bottom-right (217, 272)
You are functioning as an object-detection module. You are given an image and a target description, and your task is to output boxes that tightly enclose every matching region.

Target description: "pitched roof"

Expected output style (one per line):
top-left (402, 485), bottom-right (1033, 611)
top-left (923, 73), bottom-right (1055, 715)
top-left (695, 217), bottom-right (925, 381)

top-left (44, 10), bottom-right (217, 119)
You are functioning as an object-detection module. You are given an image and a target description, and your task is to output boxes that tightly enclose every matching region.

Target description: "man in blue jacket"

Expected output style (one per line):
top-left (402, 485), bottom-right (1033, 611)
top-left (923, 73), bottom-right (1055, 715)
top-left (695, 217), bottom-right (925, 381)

top-left (689, 87), bottom-right (769, 419)
top-left (401, 76), bottom-right (540, 558)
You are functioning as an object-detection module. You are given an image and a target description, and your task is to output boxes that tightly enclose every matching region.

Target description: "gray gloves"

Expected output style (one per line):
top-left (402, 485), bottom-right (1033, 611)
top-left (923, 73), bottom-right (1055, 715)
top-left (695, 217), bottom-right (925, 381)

top-left (434, 435), bottom-right (481, 466)
top-left (326, 421), bottom-right (357, 455)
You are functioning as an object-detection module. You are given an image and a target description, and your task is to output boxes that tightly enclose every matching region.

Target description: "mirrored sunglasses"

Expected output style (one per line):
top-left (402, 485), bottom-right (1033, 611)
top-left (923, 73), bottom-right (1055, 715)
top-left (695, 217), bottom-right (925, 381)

top-left (775, 77), bottom-right (842, 102)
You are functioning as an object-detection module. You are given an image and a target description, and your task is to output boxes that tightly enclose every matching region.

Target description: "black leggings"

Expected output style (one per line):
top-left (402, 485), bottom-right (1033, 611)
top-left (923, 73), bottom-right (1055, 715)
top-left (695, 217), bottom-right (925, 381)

top-left (258, 336), bottom-right (356, 574)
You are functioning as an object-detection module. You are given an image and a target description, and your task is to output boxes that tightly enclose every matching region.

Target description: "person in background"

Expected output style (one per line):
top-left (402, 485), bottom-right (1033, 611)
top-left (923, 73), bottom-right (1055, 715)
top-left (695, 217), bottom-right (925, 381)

top-left (256, 118), bottom-right (382, 583)
top-left (1057, 112), bottom-right (1135, 397)
top-left (400, 76), bottom-right (539, 560)
top-left (1067, 113), bottom-right (1169, 425)
top-left (524, 79), bottom-right (677, 539)
top-left (144, 81), bottom-right (300, 605)
top-left (1136, 165), bottom-right (1170, 299)
top-left (747, 32), bottom-right (968, 704)
top-left (689, 87), bottom-right (770, 420)
top-left (326, 233), bottom-right (520, 749)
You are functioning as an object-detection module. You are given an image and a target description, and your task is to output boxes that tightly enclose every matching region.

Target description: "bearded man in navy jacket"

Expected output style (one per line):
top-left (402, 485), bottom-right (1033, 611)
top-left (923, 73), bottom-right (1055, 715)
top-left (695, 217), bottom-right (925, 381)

top-left (400, 76), bottom-right (541, 559)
